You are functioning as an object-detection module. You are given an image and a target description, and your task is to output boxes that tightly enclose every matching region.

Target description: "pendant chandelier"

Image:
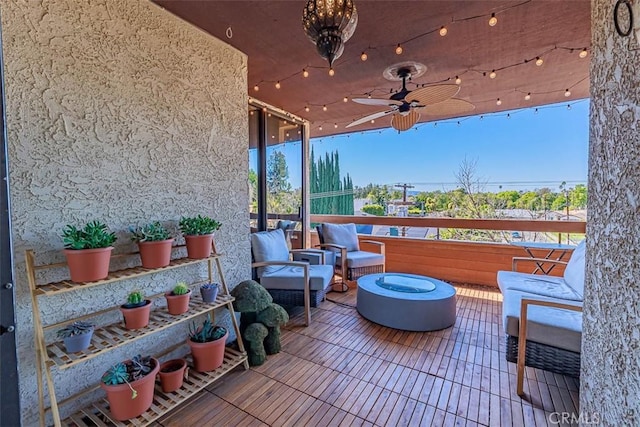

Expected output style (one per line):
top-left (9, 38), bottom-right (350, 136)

top-left (302, 0), bottom-right (358, 69)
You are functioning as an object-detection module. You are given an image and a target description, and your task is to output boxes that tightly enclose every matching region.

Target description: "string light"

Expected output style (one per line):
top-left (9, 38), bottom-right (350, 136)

top-left (275, 81), bottom-right (281, 89)
top-left (496, 98), bottom-right (502, 106)
top-left (367, 94), bottom-right (372, 99)
top-left (395, 44), bottom-right (403, 55)
top-left (507, 113), bottom-right (511, 119)
top-left (564, 89), bottom-right (571, 97)
top-left (334, 123), bottom-right (338, 128)
top-left (489, 70), bottom-right (497, 79)
top-left (439, 26), bottom-right (448, 36)
top-left (328, 68), bottom-right (335, 76)
top-left (323, 105), bottom-right (328, 111)
top-left (567, 104), bottom-right (572, 110)
top-left (579, 48), bottom-right (588, 58)
top-left (534, 108), bottom-right (539, 114)
top-left (302, 69), bottom-right (309, 78)
top-left (525, 93), bottom-right (531, 101)
top-left (455, 76), bottom-right (462, 85)
top-left (253, 85), bottom-right (259, 92)
top-left (305, 106), bottom-right (310, 112)
top-left (343, 97), bottom-right (348, 103)
top-left (535, 57), bottom-right (543, 66)
top-left (489, 13), bottom-right (498, 26)
top-left (360, 52), bottom-right (368, 61)
top-left (319, 125), bottom-right (323, 131)
top-left (371, 119), bottom-right (375, 124)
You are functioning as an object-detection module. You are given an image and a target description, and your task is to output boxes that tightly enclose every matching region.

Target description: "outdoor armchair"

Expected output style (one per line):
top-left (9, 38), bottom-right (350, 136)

top-left (316, 223), bottom-right (385, 290)
top-left (251, 228), bottom-right (333, 326)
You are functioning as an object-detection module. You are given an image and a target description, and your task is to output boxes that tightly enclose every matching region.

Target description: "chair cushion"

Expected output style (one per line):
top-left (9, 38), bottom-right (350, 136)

top-left (260, 264), bottom-right (334, 291)
top-left (497, 270), bottom-right (582, 301)
top-left (502, 289), bottom-right (582, 353)
top-left (336, 250), bottom-right (385, 269)
top-left (321, 223), bottom-right (360, 252)
top-left (563, 239), bottom-right (586, 299)
top-left (251, 229), bottom-right (290, 276)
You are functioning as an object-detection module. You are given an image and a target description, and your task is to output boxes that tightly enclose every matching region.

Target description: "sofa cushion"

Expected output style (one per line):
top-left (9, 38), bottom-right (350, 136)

top-left (321, 223), bottom-right (360, 252)
top-left (251, 229), bottom-right (290, 276)
top-left (563, 239), bottom-right (586, 299)
top-left (497, 270), bottom-right (582, 301)
top-left (336, 250), bottom-right (385, 269)
top-left (502, 289), bottom-right (582, 353)
top-left (260, 264), bottom-right (334, 291)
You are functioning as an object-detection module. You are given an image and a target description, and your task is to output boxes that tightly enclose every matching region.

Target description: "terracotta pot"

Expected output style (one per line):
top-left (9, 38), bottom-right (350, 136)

top-left (158, 359), bottom-right (187, 393)
top-left (64, 247), bottom-right (113, 282)
top-left (165, 290), bottom-right (191, 315)
top-left (62, 329), bottom-right (94, 353)
top-left (120, 300), bottom-right (152, 330)
top-left (138, 239), bottom-right (174, 269)
top-left (101, 357), bottom-right (160, 421)
top-left (184, 234), bottom-right (214, 259)
top-left (187, 329), bottom-right (228, 372)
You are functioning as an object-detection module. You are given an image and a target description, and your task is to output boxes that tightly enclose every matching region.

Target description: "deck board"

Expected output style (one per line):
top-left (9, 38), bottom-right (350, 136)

top-left (158, 284), bottom-right (579, 426)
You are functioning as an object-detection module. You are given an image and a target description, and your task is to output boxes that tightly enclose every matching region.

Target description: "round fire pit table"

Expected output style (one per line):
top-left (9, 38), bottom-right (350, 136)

top-left (357, 273), bottom-right (456, 331)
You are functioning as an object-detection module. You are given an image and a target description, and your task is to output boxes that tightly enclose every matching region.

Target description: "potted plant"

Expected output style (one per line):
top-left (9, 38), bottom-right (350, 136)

top-left (62, 221), bottom-right (117, 282)
top-left (158, 358), bottom-right (188, 393)
top-left (56, 321), bottom-right (95, 353)
top-left (130, 222), bottom-right (174, 268)
top-left (100, 354), bottom-right (159, 421)
top-left (165, 281), bottom-right (191, 315)
top-left (120, 291), bottom-right (152, 330)
top-left (200, 283), bottom-right (220, 303)
top-left (179, 215), bottom-right (221, 259)
top-left (187, 314), bottom-right (228, 372)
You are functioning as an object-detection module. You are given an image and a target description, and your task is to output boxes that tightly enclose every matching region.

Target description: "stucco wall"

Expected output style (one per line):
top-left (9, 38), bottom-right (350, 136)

top-left (582, 0), bottom-right (640, 424)
top-left (1, 0), bottom-right (249, 424)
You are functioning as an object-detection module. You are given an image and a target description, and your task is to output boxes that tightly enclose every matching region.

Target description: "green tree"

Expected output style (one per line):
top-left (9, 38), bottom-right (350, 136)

top-left (362, 204), bottom-right (385, 216)
top-left (570, 184), bottom-right (587, 209)
top-left (310, 149), bottom-right (354, 215)
top-left (266, 151), bottom-right (291, 194)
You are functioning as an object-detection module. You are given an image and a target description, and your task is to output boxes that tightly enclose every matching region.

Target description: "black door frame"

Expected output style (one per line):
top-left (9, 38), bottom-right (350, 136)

top-left (0, 7), bottom-right (22, 426)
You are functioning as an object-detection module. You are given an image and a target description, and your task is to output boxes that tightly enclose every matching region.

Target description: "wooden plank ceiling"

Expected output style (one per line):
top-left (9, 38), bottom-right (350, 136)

top-left (155, 1), bottom-right (590, 138)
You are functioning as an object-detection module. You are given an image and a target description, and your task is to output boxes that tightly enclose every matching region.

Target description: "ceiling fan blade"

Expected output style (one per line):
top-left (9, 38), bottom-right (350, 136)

top-left (352, 98), bottom-right (403, 106)
top-left (391, 110), bottom-right (420, 132)
top-left (417, 98), bottom-right (476, 116)
top-left (346, 109), bottom-right (397, 128)
top-left (405, 84), bottom-right (460, 105)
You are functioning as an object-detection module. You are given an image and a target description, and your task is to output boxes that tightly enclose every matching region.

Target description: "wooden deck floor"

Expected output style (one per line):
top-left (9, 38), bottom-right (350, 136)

top-left (158, 285), bottom-right (579, 426)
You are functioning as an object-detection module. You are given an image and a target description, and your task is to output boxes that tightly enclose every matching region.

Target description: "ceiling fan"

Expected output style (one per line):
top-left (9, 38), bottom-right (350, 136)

top-left (346, 62), bottom-right (475, 131)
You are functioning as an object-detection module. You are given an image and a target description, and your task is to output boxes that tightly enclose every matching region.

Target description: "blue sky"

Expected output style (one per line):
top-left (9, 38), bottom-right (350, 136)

top-left (253, 99), bottom-right (589, 193)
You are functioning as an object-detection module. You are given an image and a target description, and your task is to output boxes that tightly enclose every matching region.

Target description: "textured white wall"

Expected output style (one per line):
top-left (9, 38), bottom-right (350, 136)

top-left (1, 0), bottom-right (250, 424)
top-left (582, 0), bottom-right (640, 424)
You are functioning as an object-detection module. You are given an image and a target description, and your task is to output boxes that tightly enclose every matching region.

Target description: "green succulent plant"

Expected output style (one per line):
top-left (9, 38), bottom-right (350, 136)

top-left (129, 222), bottom-right (171, 242)
top-left (56, 321), bottom-right (95, 339)
top-left (173, 281), bottom-right (190, 295)
top-left (179, 215), bottom-right (221, 236)
top-left (101, 355), bottom-right (155, 400)
top-left (102, 362), bottom-right (129, 386)
top-left (188, 314), bottom-right (226, 343)
top-left (126, 291), bottom-right (144, 306)
top-left (62, 221), bottom-right (117, 250)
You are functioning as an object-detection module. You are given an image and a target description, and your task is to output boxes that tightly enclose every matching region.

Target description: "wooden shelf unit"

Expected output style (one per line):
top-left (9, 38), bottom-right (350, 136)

top-left (25, 248), bottom-right (248, 427)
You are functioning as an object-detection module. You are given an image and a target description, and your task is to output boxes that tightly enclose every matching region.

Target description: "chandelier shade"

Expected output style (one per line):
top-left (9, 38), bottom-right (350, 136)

top-left (303, 0), bottom-right (358, 67)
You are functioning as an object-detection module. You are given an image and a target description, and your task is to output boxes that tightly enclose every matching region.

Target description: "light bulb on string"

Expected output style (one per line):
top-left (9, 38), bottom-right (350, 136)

top-left (319, 125), bottom-right (323, 131)
top-left (328, 68), bottom-right (335, 76)
top-left (253, 85), bottom-right (259, 92)
top-left (395, 44), bottom-right (403, 55)
top-left (567, 104), bottom-right (572, 110)
top-left (496, 98), bottom-right (502, 106)
top-left (275, 81), bottom-right (281, 89)
top-left (360, 52), bottom-right (368, 61)
top-left (302, 69), bottom-right (309, 78)
top-left (334, 123), bottom-right (338, 128)
top-left (367, 94), bottom-right (372, 99)
top-left (267, 113), bottom-right (271, 117)
top-left (305, 106), bottom-right (310, 112)
top-left (439, 26), bottom-right (448, 36)
top-left (535, 57), bottom-right (543, 66)
top-left (534, 108), bottom-right (539, 114)
top-left (371, 119), bottom-right (375, 124)
top-left (507, 113), bottom-right (511, 119)
top-left (525, 93), bottom-right (531, 101)
top-left (489, 13), bottom-right (498, 26)
top-left (343, 97), bottom-right (348, 103)
top-left (489, 70), bottom-right (496, 79)
top-left (564, 89), bottom-right (571, 97)
top-left (579, 48), bottom-right (588, 59)
top-left (455, 76), bottom-right (461, 85)
top-left (323, 105), bottom-right (328, 111)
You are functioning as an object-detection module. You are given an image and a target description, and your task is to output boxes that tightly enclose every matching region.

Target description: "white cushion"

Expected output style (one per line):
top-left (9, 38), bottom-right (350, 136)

top-left (563, 240), bottom-right (586, 299)
top-left (251, 229), bottom-right (290, 276)
top-left (321, 223), bottom-right (360, 252)
top-left (497, 270), bottom-right (582, 301)
top-left (336, 251), bottom-right (385, 269)
top-left (260, 264), bottom-right (334, 291)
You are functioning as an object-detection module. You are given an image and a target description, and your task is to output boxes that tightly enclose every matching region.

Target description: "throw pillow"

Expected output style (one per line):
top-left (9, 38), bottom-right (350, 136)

top-left (321, 223), bottom-right (360, 252)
